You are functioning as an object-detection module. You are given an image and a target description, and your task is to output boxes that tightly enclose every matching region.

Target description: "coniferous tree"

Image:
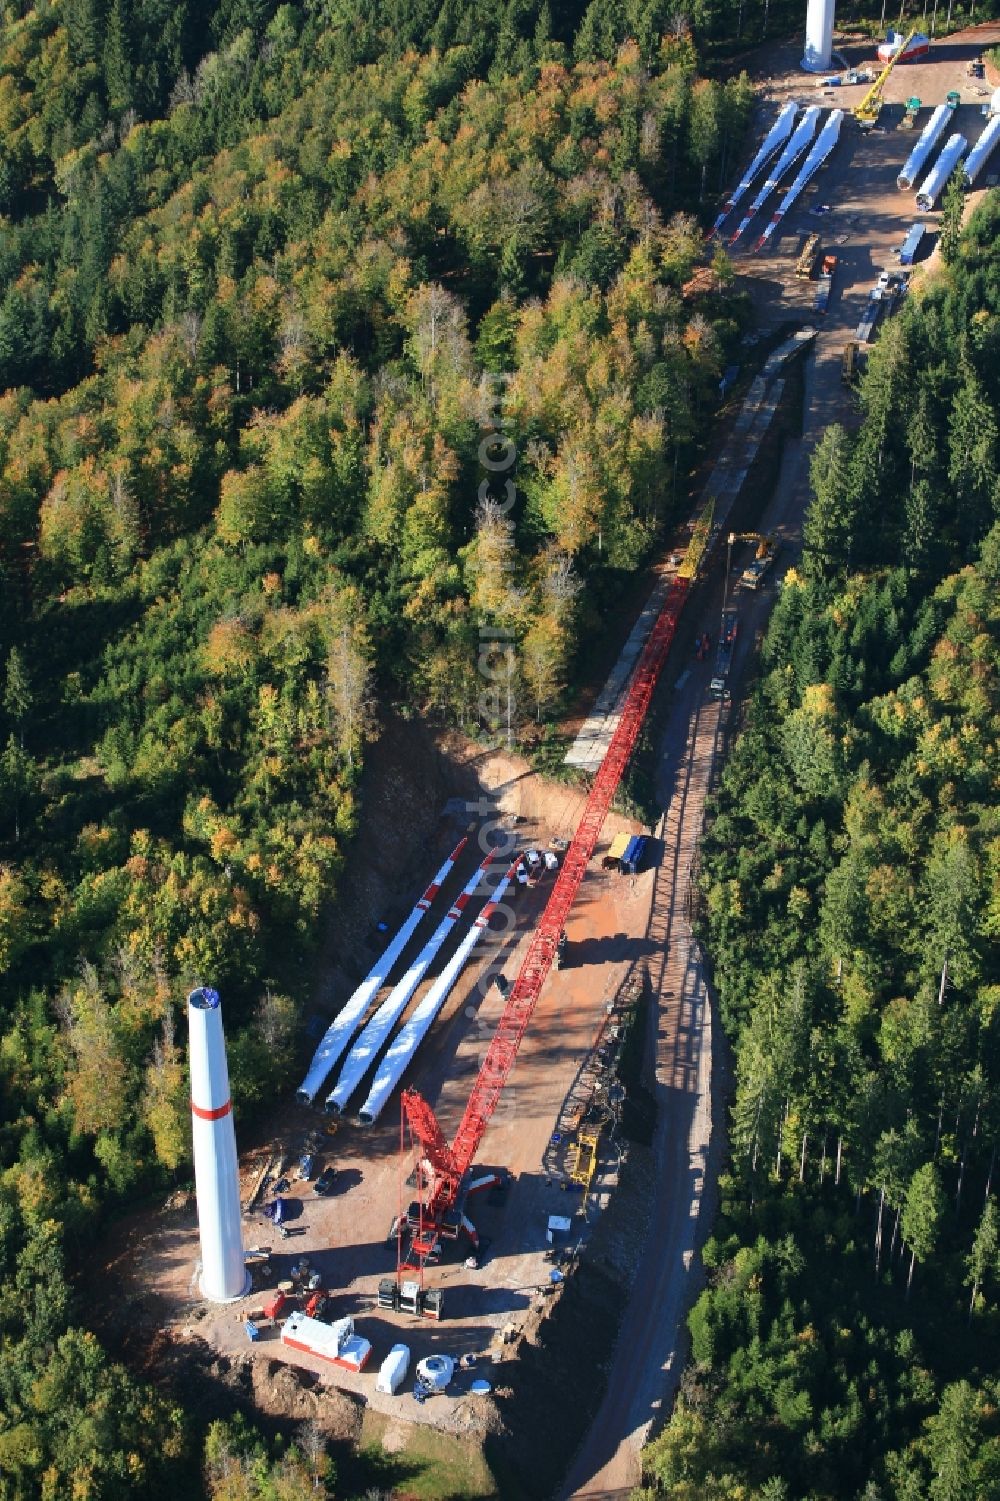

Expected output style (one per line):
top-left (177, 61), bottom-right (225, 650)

top-left (948, 360), bottom-right (999, 551)
top-left (803, 423), bottom-right (854, 577)
top-left (967, 1197), bottom-right (999, 1322)
top-left (3, 648), bottom-right (32, 747)
top-left (939, 166), bottom-right (966, 265)
top-left (901, 1162), bottom-right (944, 1299)
top-left (103, 0), bottom-right (134, 117)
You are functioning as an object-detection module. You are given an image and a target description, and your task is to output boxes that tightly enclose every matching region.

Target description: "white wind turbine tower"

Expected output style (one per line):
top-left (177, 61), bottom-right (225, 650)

top-left (802, 0), bottom-right (835, 72)
top-left (188, 986), bottom-right (249, 1302)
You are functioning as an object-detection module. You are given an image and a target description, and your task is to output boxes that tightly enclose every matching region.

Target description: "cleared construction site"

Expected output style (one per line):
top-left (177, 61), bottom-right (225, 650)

top-left (95, 21), bottom-right (1000, 1500)
top-left (99, 319), bottom-right (798, 1495)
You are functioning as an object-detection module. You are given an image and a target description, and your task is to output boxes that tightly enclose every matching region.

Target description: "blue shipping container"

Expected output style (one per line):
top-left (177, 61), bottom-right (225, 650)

top-left (621, 835), bottom-right (648, 875)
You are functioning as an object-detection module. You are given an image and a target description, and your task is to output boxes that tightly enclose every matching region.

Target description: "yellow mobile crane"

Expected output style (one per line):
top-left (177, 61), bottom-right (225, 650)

top-left (854, 29), bottom-right (916, 132)
top-left (728, 530), bottom-right (778, 591)
top-left (729, 530), bottom-right (775, 560)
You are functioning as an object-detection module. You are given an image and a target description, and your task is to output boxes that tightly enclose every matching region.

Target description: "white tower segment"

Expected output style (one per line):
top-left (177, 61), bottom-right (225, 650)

top-left (802, 0), bottom-right (835, 72)
top-left (915, 133), bottom-right (967, 210)
top-left (897, 104), bottom-right (952, 190)
top-left (963, 114), bottom-right (1000, 187)
top-left (188, 986), bottom-right (248, 1303)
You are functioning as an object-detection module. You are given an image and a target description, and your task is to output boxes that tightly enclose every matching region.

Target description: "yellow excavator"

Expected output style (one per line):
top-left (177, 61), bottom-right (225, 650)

top-left (854, 29), bottom-right (916, 132)
top-left (900, 96), bottom-right (921, 129)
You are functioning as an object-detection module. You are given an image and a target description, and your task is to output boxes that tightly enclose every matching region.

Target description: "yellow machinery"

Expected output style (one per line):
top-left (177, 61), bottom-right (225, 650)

top-left (727, 530), bottom-right (778, 595)
top-left (854, 30), bottom-right (916, 132)
top-left (569, 1127), bottom-right (601, 1192)
top-left (729, 530), bottom-right (775, 559)
top-left (795, 233), bottom-right (821, 279)
top-left (900, 96), bottom-right (921, 129)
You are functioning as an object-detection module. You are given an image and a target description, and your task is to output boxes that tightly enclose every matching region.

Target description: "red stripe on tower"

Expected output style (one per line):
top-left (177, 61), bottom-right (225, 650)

top-left (191, 1098), bottom-right (232, 1121)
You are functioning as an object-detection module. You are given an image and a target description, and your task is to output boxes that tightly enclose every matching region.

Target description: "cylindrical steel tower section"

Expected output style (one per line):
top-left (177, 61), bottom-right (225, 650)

top-left (188, 986), bottom-right (249, 1302)
top-left (897, 104), bottom-right (951, 190)
top-left (915, 133), bottom-right (967, 211)
top-left (801, 0), bottom-right (835, 72)
top-left (964, 114), bottom-right (1000, 187)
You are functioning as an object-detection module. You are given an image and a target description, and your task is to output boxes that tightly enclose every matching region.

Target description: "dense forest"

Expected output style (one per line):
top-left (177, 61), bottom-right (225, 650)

top-left (0, 0), bottom-right (767, 1495)
top-left (640, 193), bottom-right (1000, 1498)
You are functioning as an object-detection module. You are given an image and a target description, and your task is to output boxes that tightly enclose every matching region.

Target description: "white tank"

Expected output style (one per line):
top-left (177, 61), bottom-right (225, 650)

top-left (915, 133), bottom-right (967, 211)
top-left (416, 1354), bottom-right (454, 1391)
top-left (376, 1344), bottom-right (411, 1394)
top-left (801, 0), bottom-right (835, 72)
top-left (188, 987), bottom-right (249, 1302)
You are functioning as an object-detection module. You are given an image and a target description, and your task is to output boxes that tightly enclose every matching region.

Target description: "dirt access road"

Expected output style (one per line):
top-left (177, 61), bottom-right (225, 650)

top-left (561, 512), bottom-right (799, 1501)
top-left (565, 22), bottom-right (1000, 1497)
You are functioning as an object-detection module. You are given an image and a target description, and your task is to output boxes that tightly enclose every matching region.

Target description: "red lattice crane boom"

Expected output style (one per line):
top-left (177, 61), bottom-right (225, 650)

top-left (403, 512), bottom-right (711, 1235)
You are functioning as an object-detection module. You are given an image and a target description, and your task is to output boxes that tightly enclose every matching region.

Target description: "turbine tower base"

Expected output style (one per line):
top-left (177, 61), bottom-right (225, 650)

top-left (801, 0), bottom-right (835, 72)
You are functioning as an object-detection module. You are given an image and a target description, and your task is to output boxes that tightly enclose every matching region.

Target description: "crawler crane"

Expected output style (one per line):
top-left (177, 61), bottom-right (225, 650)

top-left (393, 506), bottom-right (717, 1303)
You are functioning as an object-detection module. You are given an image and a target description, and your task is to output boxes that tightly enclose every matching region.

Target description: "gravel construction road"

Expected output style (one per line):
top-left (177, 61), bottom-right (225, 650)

top-left (561, 420), bottom-right (822, 1498)
top-left (561, 661), bottom-right (724, 1499)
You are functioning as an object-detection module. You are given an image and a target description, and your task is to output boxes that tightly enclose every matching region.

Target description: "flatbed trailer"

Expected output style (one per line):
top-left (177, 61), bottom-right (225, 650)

top-left (842, 340), bottom-right (859, 383)
top-left (856, 298), bottom-right (880, 344)
top-left (795, 232), bottom-right (821, 278)
top-left (815, 254), bottom-right (836, 313)
top-left (710, 609), bottom-right (739, 699)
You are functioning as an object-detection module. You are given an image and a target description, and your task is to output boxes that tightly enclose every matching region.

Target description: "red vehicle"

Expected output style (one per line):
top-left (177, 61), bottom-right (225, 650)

top-left (263, 1291), bottom-right (287, 1320)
